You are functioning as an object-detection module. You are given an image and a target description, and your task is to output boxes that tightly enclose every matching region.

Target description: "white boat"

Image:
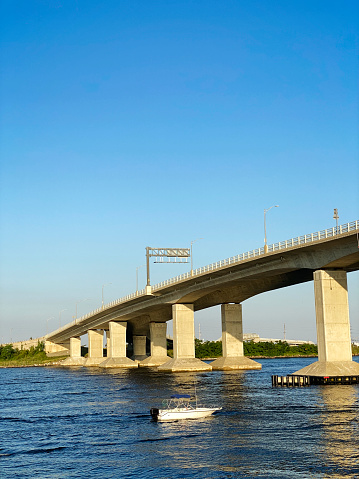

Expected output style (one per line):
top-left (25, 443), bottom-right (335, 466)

top-left (150, 394), bottom-right (222, 422)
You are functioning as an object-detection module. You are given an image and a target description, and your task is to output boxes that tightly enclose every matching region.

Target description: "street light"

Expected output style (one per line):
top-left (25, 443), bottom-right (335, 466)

top-left (264, 205), bottom-right (279, 253)
top-left (102, 283), bottom-right (112, 310)
top-left (75, 299), bottom-right (90, 323)
top-left (46, 317), bottom-right (54, 335)
top-left (59, 309), bottom-right (67, 328)
top-left (333, 208), bottom-right (339, 234)
top-left (190, 238), bottom-right (203, 276)
top-left (136, 265), bottom-right (145, 294)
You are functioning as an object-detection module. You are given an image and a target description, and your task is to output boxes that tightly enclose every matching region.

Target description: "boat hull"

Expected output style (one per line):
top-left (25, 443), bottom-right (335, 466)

top-left (152, 407), bottom-right (221, 422)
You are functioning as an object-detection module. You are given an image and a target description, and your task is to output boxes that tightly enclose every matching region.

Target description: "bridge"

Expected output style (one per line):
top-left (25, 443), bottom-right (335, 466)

top-left (46, 220), bottom-right (359, 376)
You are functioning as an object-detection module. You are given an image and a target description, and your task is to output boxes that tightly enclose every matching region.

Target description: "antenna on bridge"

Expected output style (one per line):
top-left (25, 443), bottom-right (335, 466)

top-left (145, 247), bottom-right (191, 287)
top-left (283, 323), bottom-right (286, 341)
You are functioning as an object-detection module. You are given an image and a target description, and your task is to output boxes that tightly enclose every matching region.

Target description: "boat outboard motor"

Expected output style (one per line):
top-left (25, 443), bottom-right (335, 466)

top-left (150, 408), bottom-right (159, 421)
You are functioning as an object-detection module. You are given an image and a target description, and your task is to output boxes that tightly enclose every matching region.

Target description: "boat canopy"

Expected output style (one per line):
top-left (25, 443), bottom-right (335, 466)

top-left (170, 394), bottom-right (191, 399)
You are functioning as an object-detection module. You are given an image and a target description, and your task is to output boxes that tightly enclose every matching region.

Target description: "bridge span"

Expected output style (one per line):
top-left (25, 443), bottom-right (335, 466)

top-left (46, 221), bottom-right (359, 376)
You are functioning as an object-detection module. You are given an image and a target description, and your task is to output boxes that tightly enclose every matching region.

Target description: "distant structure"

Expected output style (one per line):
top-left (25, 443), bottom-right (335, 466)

top-left (243, 333), bottom-right (315, 347)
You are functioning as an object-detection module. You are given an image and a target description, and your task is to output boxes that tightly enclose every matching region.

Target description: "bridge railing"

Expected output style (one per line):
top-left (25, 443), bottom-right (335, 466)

top-left (58, 220), bottom-right (358, 331)
top-left (151, 220), bottom-right (359, 290)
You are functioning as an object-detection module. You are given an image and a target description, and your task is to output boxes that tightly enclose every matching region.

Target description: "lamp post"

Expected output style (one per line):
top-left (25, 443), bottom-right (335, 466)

top-left (333, 208), bottom-right (339, 234)
top-left (59, 309), bottom-right (67, 328)
top-left (46, 317), bottom-right (54, 335)
top-left (102, 283), bottom-right (112, 310)
top-left (75, 299), bottom-right (90, 323)
top-left (190, 238), bottom-right (203, 276)
top-left (264, 205), bottom-right (279, 253)
top-left (136, 265), bottom-right (145, 295)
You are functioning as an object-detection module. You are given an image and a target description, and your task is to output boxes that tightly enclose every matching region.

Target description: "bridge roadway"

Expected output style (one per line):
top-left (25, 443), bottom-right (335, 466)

top-left (46, 221), bottom-right (359, 374)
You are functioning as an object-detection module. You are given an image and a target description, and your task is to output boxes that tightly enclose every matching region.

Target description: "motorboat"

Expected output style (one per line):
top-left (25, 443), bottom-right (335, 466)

top-left (150, 394), bottom-right (222, 422)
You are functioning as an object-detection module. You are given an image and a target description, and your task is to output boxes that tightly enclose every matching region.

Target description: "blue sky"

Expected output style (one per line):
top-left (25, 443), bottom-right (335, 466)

top-left (1, 0), bottom-right (358, 344)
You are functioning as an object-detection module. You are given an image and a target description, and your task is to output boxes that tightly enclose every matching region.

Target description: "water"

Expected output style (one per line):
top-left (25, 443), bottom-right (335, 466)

top-left (1, 357), bottom-right (358, 479)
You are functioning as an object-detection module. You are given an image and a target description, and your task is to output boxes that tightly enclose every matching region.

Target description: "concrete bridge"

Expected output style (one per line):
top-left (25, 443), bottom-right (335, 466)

top-left (46, 221), bottom-right (359, 376)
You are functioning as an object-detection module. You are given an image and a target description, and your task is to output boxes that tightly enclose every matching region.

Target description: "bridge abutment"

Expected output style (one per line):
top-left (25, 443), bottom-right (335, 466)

top-left (211, 304), bottom-right (262, 370)
top-left (140, 322), bottom-right (170, 367)
top-left (158, 304), bottom-right (212, 372)
top-left (99, 321), bottom-right (137, 368)
top-left (45, 340), bottom-right (70, 357)
top-left (293, 270), bottom-right (359, 377)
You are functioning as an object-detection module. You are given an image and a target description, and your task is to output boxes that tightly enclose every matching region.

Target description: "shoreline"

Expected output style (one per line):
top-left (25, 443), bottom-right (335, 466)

top-left (1, 354), bottom-right (358, 368)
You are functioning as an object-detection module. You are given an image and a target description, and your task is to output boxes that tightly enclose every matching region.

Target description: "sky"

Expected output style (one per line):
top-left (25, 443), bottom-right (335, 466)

top-left (0, 0), bottom-right (358, 345)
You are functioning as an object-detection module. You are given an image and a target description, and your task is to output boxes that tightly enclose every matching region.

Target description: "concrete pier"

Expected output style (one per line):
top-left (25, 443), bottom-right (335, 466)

top-left (140, 322), bottom-right (170, 367)
top-left (293, 270), bottom-right (359, 377)
top-left (211, 304), bottom-right (261, 370)
top-left (132, 335), bottom-right (147, 361)
top-left (99, 321), bottom-right (137, 368)
top-left (61, 336), bottom-right (86, 366)
top-left (85, 330), bottom-right (104, 366)
top-left (158, 304), bottom-right (211, 372)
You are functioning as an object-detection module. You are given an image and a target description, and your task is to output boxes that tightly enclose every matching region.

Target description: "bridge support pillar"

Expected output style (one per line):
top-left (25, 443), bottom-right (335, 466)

top-left (85, 330), bottom-right (104, 366)
top-left (140, 322), bottom-right (171, 367)
top-left (158, 304), bottom-right (212, 372)
top-left (294, 270), bottom-right (359, 377)
top-left (211, 304), bottom-right (262, 370)
top-left (99, 321), bottom-right (137, 368)
top-left (132, 335), bottom-right (147, 361)
top-left (61, 336), bottom-right (86, 366)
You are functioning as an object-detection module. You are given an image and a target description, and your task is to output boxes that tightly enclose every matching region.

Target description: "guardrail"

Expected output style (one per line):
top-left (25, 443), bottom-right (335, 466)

top-left (51, 220), bottom-right (358, 335)
top-left (151, 220), bottom-right (359, 291)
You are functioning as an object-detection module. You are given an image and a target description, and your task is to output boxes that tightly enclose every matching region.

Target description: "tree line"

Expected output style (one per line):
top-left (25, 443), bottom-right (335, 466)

top-left (194, 339), bottom-right (319, 358)
top-left (0, 341), bottom-right (46, 360)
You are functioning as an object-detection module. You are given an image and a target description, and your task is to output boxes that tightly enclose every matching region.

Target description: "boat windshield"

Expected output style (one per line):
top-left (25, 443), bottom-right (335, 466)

top-left (162, 396), bottom-right (193, 409)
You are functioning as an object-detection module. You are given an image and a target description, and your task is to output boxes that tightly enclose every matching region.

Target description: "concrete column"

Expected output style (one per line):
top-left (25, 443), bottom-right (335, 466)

top-left (70, 336), bottom-right (82, 358)
top-left (99, 321), bottom-right (137, 368)
top-left (132, 335), bottom-right (147, 361)
top-left (173, 303), bottom-right (195, 359)
top-left (140, 322), bottom-right (170, 367)
top-left (222, 303), bottom-right (244, 357)
top-left (158, 304), bottom-right (211, 372)
top-left (294, 270), bottom-right (359, 377)
top-left (211, 304), bottom-right (261, 370)
top-left (105, 329), bottom-right (111, 357)
top-left (85, 330), bottom-right (104, 366)
top-left (61, 336), bottom-right (86, 366)
top-left (315, 270), bottom-right (352, 362)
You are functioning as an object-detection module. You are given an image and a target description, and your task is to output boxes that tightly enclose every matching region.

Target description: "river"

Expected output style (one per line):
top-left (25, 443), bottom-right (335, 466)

top-left (1, 357), bottom-right (358, 478)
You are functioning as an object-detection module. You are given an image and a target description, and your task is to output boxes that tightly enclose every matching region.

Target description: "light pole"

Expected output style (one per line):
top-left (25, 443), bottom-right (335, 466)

top-left (333, 208), bottom-right (339, 234)
top-left (190, 238), bottom-right (203, 276)
top-left (75, 299), bottom-right (90, 323)
top-left (46, 317), bottom-right (54, 335)
top-left (59, 309), bottom-right (67, 328)
top-left (264, 205), bottom-right (279, 253)
top-left (136, 265), bottom-right (145, 294)
top-left (102, 283), bottom-right (112, 310)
